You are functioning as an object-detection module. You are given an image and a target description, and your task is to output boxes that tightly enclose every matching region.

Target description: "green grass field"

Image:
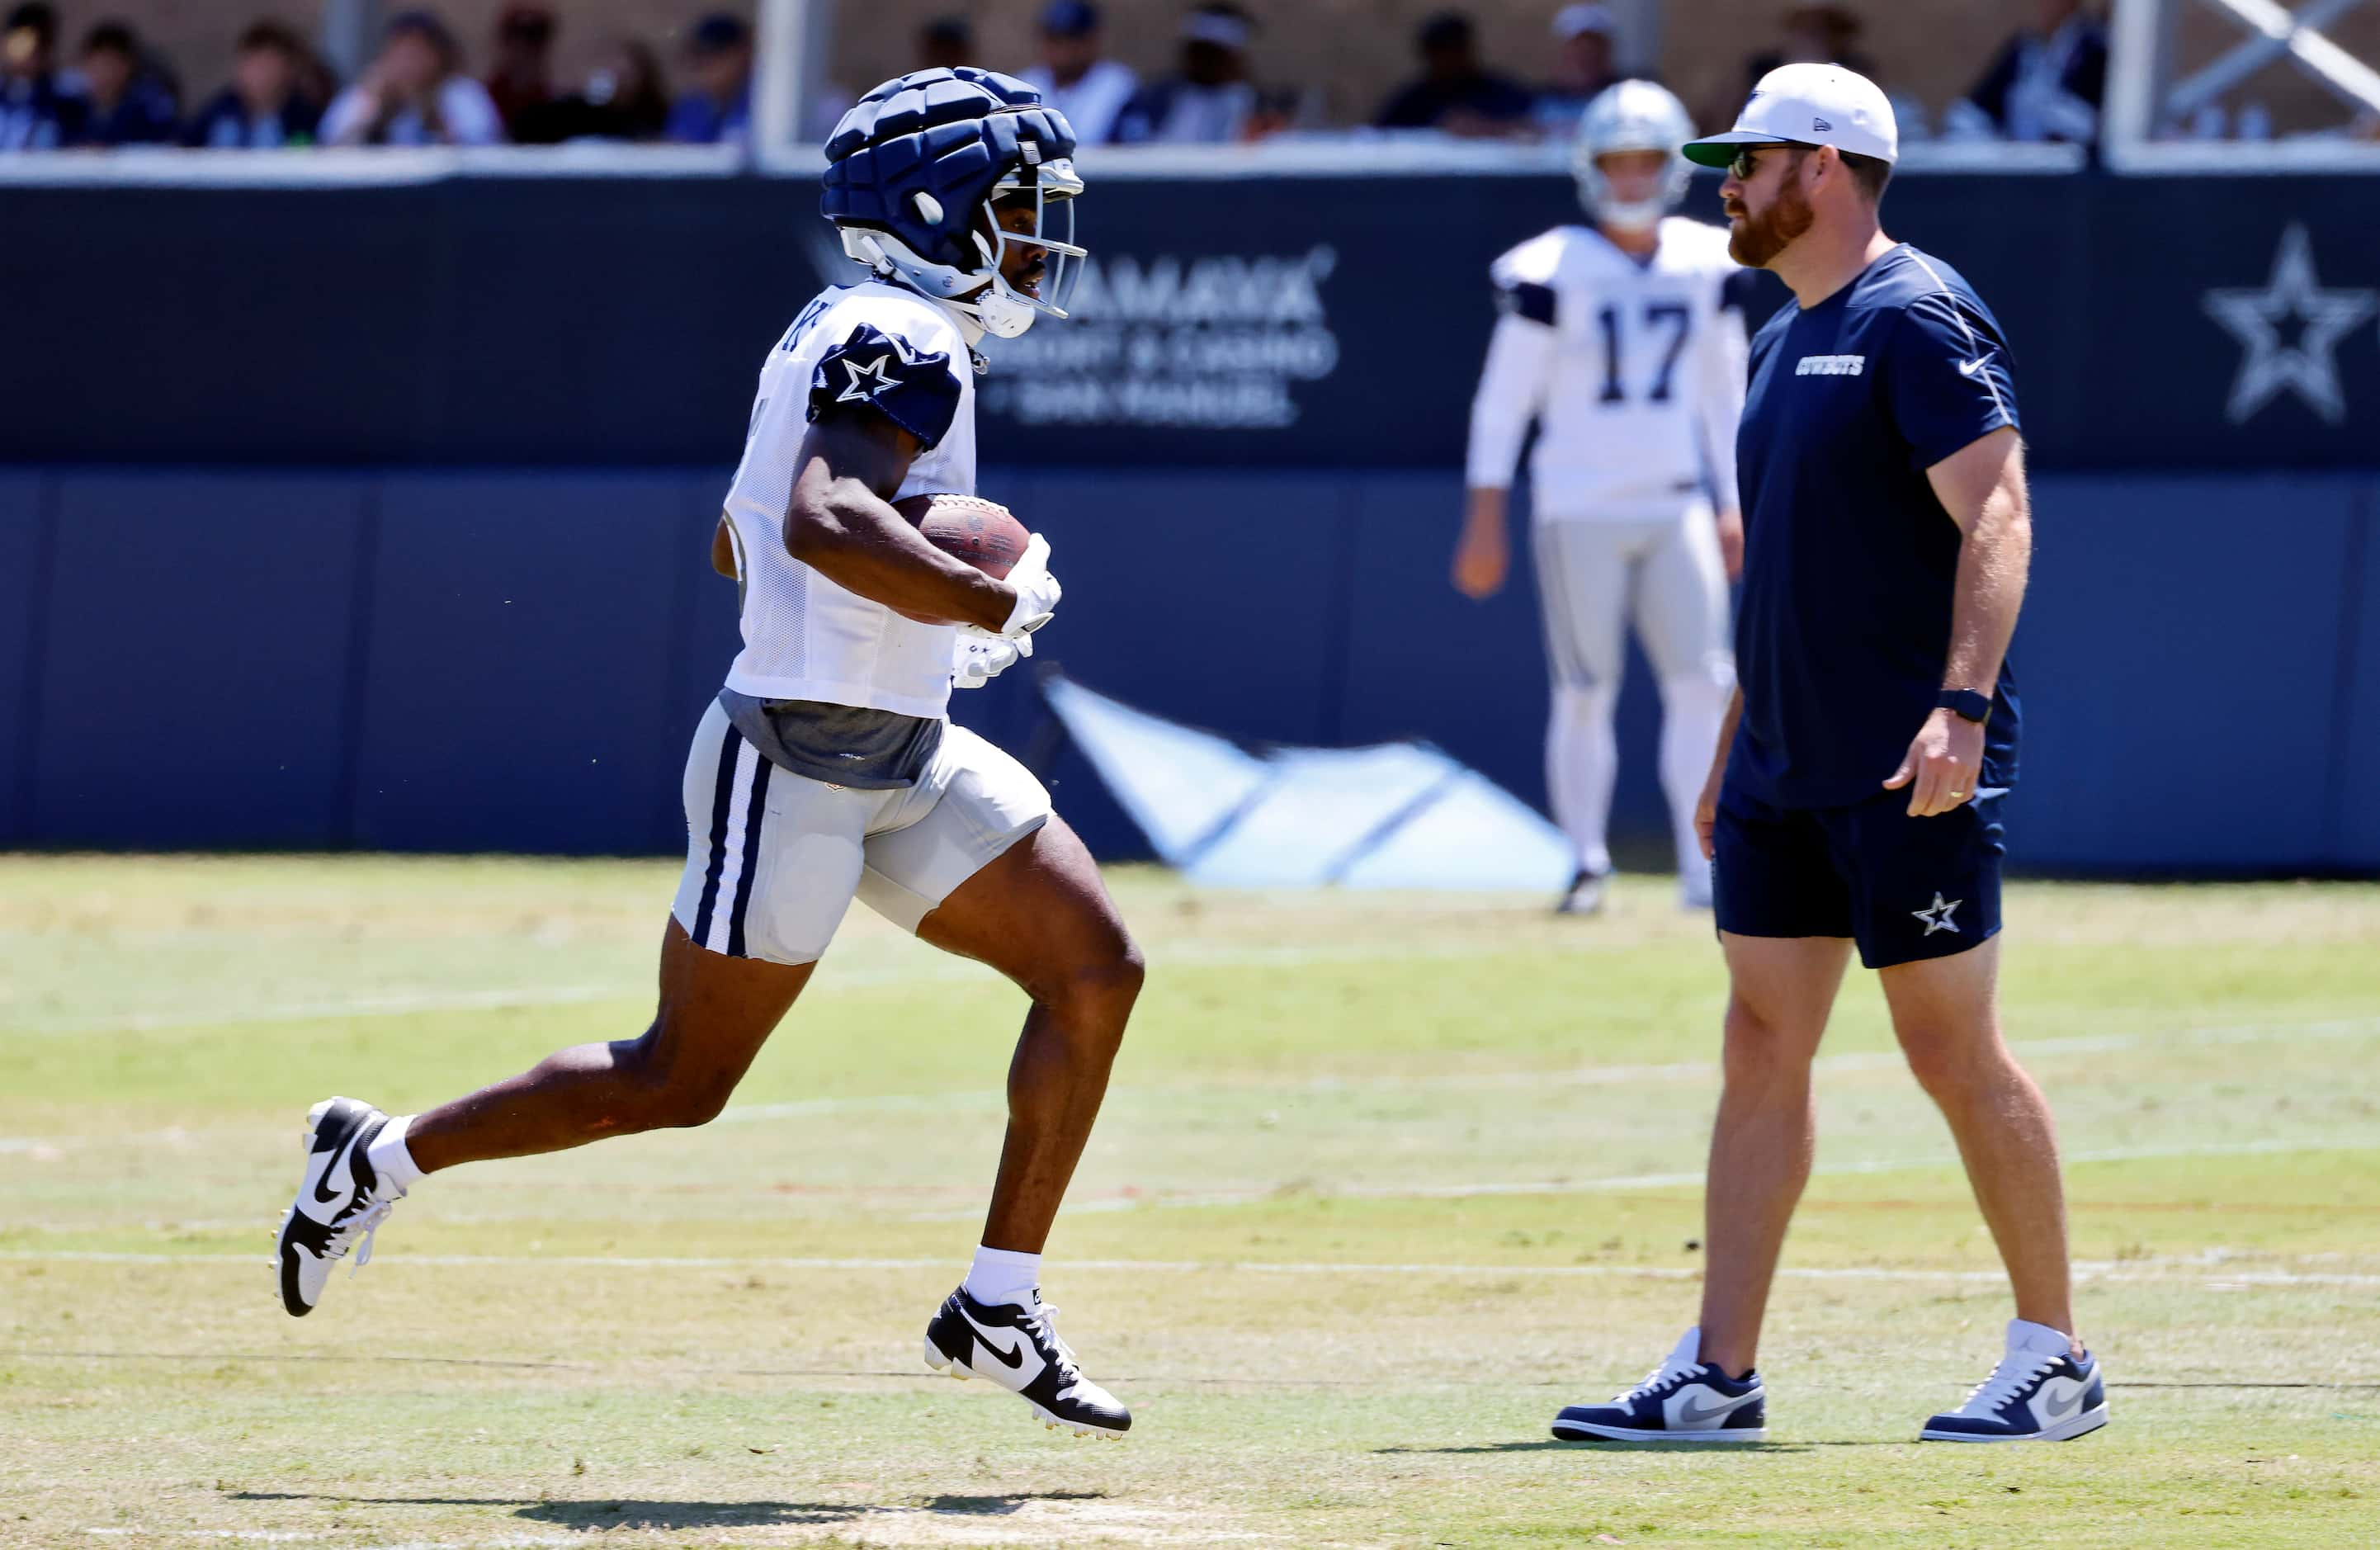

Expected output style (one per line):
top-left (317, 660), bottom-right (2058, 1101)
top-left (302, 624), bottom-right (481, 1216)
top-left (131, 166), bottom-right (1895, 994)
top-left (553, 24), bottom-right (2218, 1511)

top-left (4, 855), bottom-right (2378, 1548)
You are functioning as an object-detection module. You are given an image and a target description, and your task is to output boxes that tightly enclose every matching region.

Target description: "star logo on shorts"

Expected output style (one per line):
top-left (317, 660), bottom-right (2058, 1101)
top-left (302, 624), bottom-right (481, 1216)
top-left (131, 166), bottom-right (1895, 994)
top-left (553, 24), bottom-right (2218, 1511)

top-left (1913, 892), bottom-right (1962, 936)
top-left (835, 354), bottom-right (900, 403)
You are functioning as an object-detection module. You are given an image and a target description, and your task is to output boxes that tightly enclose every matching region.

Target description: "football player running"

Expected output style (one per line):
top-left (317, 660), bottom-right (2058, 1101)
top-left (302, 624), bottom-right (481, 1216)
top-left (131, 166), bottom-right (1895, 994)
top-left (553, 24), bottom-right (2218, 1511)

top-left (1455, 80), bottom-right (1753, 915)
top-left (272, 68), bottom-right (1140, 1440)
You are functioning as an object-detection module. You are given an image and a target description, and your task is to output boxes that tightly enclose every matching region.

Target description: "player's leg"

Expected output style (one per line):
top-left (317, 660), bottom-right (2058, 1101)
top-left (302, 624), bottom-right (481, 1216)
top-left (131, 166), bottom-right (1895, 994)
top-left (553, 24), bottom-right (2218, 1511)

top-left (913, 815), bottom-right (1140, 1258)
top-left (1633, 500), bottom-right (1735, 909)
top-left (1531, 519), bottom-right (1631, 912)
top-left (399, 921), bottom-right (810, 1171)
top-left (852, 725), bottom-right (1140, 1435)
top-left (274, 702), bottom-right (858, 1316)
top-left (1846, 796), bottom-right (2102, 1440)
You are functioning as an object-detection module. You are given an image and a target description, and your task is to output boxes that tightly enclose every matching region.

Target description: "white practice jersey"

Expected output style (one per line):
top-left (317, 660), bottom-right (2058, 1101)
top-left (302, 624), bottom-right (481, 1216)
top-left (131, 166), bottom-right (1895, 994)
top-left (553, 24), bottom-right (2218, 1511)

top-left (1466, 217), bottom-right (1752, 522)
top-left (720, 281), bottom-right (981, 720)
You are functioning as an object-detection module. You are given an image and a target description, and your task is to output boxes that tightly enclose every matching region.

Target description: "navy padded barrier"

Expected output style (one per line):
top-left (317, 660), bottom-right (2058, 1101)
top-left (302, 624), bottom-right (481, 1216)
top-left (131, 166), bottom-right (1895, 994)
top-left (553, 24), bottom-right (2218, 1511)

top-left (1332, 472), bottom-right (1674, 867)
top-left (1022, 469), bottom-right (1350, 744)
top-left (30, 473), bottom-right (367, 847)
top-left (0, 473), bottom-right (50, 845)
top-left (351, 473), bottom-right (689, 853)
top-left (2339, 480), bottom-right (2380, 869)
top-left (2019, 474), bottom-right (2358, 872)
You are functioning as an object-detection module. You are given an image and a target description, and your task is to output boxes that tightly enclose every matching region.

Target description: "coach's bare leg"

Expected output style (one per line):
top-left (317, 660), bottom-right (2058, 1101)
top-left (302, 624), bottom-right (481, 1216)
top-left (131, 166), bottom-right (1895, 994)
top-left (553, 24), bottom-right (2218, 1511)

top-left (1696, 933), bottom-right (1854, 1378)
top-left (918, 815), bottom-right (1144, 1255)
top-left (1879, 938), bottom-right (2078, 1349)
top-left (403, 919), bottom-right (812, 1172)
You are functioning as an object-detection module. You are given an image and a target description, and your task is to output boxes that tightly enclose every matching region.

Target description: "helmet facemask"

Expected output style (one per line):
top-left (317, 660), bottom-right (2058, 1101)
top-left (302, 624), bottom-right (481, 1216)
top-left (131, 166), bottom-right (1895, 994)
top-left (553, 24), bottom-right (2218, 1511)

top-left (968, 154), bottom-right (1087, 338)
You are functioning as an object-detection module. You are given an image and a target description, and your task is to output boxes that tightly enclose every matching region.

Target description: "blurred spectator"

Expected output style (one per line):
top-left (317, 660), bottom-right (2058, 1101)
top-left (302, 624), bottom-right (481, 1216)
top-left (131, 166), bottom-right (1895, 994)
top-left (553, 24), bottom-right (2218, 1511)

top-left (71, 21), bottom-right (176, 144)
top-left (321, 11), bottom-right (503, 144)
top-left (1113, 2), bottom-right (1259, 144)
top-left (918, 16), bottom-right (971, 72)
top-left (484, 5), bottom-right (555, 139)
top-left (1376, 12), bottom-right (1532, 135)
top-left (1952, 0), bottom-right (2106, 144)
top-left (1016, 1), bottom-right (1136, 146)
top-left (183, 19), bottom-right (320, 148)
top-left (1531, 4), bottom-right (1622, 135)
top-left (517, 37), bottom-right (668, 143)
top-left (665, 12), bottom-right (748, 144)
top-left (1741, 4), bottom-right (1877, 92)
top-left (2, 2), bottom-right (88, 149)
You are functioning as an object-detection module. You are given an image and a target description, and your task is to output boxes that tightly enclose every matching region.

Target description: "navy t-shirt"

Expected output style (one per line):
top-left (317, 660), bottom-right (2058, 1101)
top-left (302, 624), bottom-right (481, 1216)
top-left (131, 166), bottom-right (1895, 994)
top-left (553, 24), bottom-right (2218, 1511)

top-left (1728, 243), bottom-right (2022, 810)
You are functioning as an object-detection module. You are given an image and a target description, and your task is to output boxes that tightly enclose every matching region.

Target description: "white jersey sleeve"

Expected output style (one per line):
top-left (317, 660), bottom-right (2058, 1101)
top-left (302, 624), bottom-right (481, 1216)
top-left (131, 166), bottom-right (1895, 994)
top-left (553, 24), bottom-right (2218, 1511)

top-left (1465, 231), bottom-right (1565, 491)
top-left (718, 281), bottom-right (980, 720)
top-left (1693, 261), bottom-right (1754, 516)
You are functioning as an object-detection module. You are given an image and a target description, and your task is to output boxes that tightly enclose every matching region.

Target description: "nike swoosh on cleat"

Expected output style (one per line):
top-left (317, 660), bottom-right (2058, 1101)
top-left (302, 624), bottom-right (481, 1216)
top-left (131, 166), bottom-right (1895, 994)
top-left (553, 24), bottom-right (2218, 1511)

top-left (973, 1333), bottom-right (1023, 1368)
top-left (961, 1313), bottom-right (1024, 1368)
top-left (310, 1151), bottom-right (351, 1206)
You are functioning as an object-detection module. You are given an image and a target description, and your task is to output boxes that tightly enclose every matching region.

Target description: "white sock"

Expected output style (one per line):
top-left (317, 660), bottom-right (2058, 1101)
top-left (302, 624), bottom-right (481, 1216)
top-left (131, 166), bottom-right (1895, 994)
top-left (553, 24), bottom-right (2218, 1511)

top-left (963, 1245), bottom-right (1041, 1309)
top-left (365, 1115), bottom-right (424, 1193)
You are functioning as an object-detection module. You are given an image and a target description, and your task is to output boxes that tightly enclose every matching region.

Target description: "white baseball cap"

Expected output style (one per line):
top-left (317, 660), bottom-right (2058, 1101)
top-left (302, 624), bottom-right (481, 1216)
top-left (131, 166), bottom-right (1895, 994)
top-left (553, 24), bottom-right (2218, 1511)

top-left (1681, 62), bottom-right (1898, 168)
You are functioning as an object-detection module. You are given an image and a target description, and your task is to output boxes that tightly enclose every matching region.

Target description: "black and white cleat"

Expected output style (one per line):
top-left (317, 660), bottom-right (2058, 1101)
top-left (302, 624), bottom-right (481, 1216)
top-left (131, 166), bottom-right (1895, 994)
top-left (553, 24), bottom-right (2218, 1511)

top-left (273, 1096), bottom-right (404, 1316)
top-left (923, 1284), bottom-right (1131, 1439)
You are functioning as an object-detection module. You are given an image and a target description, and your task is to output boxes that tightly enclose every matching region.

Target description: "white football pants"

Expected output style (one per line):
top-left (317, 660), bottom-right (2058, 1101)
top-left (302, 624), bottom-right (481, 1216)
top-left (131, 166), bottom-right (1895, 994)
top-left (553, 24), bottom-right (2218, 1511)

top-left (1531, 502), bottom-right (1735, 894)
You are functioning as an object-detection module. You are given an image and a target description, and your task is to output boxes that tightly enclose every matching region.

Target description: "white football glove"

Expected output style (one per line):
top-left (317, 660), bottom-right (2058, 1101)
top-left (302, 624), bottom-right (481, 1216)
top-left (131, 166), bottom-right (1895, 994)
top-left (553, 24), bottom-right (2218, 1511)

top-left (952, 625), bottom-right (1031, 691)
top-left (998, 534), bottom-right (1062, 639)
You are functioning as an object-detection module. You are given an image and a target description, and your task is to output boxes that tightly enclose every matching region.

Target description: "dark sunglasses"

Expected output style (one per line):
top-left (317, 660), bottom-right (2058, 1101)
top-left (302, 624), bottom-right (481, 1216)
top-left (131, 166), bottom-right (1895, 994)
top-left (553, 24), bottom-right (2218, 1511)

top-left (1727, 143), bottom-right (1810, 180)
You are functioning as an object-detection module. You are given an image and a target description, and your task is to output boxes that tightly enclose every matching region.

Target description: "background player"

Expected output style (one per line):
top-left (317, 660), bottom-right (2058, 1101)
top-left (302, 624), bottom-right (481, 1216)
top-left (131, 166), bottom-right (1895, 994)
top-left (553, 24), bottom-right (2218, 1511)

top-left (272, 67), bottom-right (1143, 1441)
top-left (1551, 64), bottom-right (2102, 1448)
top-left (1454, 78), bottom-right (1750, 915)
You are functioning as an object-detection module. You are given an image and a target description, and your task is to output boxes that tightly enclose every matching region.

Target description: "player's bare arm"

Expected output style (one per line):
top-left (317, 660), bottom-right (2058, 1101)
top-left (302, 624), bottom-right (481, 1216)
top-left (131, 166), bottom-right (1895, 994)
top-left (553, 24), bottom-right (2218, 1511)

top-left (1884, 426), bottom-right (2031, 816)
top-left (784, 409), bottom-right (1020, 631)
top-left (710, 514), bottom-right (737, 578)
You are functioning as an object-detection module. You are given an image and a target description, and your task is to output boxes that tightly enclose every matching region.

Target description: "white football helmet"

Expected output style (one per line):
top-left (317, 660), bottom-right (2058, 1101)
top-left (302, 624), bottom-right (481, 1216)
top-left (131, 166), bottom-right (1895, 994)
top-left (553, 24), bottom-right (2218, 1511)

top-left (1572, 79), bottom-right (1696, 233)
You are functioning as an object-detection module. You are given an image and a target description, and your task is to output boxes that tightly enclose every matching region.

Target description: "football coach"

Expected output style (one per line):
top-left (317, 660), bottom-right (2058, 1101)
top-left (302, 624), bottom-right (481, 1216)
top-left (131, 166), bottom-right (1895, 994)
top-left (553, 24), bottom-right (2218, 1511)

top-left (1549, 64), bottom-right (2107, 1448)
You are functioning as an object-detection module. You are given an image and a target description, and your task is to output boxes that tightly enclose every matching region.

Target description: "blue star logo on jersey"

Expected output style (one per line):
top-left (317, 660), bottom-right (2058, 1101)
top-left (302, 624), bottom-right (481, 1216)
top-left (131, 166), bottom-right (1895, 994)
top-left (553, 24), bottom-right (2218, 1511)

top-left (2202, 224), bottom-right (2375, 427)
top-left (1914, 893), bottom-right (1962, 936)
top-left (835, 353), bottom-right (901, 404)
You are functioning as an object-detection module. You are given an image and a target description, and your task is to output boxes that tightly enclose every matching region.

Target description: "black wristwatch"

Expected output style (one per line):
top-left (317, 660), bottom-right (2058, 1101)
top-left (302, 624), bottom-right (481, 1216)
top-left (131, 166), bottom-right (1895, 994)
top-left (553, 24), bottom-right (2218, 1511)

top-left (1938, 688), bottom-right (1993, 725)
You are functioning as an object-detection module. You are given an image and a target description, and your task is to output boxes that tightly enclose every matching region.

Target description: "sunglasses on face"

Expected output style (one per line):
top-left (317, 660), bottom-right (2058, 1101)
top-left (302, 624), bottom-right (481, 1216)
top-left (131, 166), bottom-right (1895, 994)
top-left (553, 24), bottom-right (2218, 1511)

top-left (1727, 143), bottom-right (1806, 181)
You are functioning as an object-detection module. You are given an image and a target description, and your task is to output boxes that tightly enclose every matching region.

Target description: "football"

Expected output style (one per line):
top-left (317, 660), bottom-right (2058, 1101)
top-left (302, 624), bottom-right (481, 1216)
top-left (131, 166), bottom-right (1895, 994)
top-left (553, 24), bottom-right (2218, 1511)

top-left (892, 493), bottom-right (1031, 580)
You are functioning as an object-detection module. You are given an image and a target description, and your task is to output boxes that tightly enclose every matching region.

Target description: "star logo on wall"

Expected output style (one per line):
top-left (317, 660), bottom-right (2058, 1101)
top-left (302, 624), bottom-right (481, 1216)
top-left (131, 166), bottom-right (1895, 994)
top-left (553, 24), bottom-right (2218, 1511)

top-left (1913, 893), bottom-right (1962, 936)
top-left (2202, 224), bottom-right (2375, 427)
top-left (835, 354), bottom-right (900, 404)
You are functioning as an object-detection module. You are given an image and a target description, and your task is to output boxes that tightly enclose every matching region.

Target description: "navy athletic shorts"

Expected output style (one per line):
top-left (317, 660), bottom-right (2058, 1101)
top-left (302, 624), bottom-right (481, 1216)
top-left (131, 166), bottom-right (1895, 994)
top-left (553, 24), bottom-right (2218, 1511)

top-left (1712, 783), bottom-right (2006, 970)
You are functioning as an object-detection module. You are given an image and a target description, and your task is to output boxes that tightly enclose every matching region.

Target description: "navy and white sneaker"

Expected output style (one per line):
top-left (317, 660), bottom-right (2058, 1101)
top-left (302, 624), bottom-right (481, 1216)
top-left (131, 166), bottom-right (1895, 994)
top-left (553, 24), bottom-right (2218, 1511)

top-left (1552, 1327), bottom-right (1766, 1444)
top-left (1920, 1319), bottom-right (2108, 1443)
top-left (923, 1284), bottom-right (1131, 1439)
top-left (273, 1097), bottom-right (404, 1316)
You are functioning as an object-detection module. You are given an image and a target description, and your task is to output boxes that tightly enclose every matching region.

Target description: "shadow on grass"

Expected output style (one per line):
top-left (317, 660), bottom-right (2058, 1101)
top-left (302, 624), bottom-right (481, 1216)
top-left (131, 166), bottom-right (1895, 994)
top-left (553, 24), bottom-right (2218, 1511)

top-left (230, 1489), bottom-right (1106, 1532)
top-left (1374, 1440), bottom-right (1896, 1454)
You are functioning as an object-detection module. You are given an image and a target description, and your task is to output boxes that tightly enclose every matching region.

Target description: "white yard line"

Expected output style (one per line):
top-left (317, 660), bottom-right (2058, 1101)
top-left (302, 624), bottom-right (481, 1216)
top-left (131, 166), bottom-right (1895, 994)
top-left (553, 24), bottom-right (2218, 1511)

top-left (11, 1242), bottom-right (2378, 1287)
top-left (2, 935), bottom-right (1559, 1038)
top-left (6, 1018), bottom-right (2378, 1155)
top-left (716, 1015), bottom-right (2380, 1123)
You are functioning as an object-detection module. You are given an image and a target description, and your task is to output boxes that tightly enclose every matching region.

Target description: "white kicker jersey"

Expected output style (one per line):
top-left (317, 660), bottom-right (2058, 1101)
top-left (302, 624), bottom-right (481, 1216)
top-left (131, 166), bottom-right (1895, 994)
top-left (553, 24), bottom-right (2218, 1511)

top-left (1466, 217), bottom-right (1751, 522)
top-left (720, 281), bottom-right (981, 720)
